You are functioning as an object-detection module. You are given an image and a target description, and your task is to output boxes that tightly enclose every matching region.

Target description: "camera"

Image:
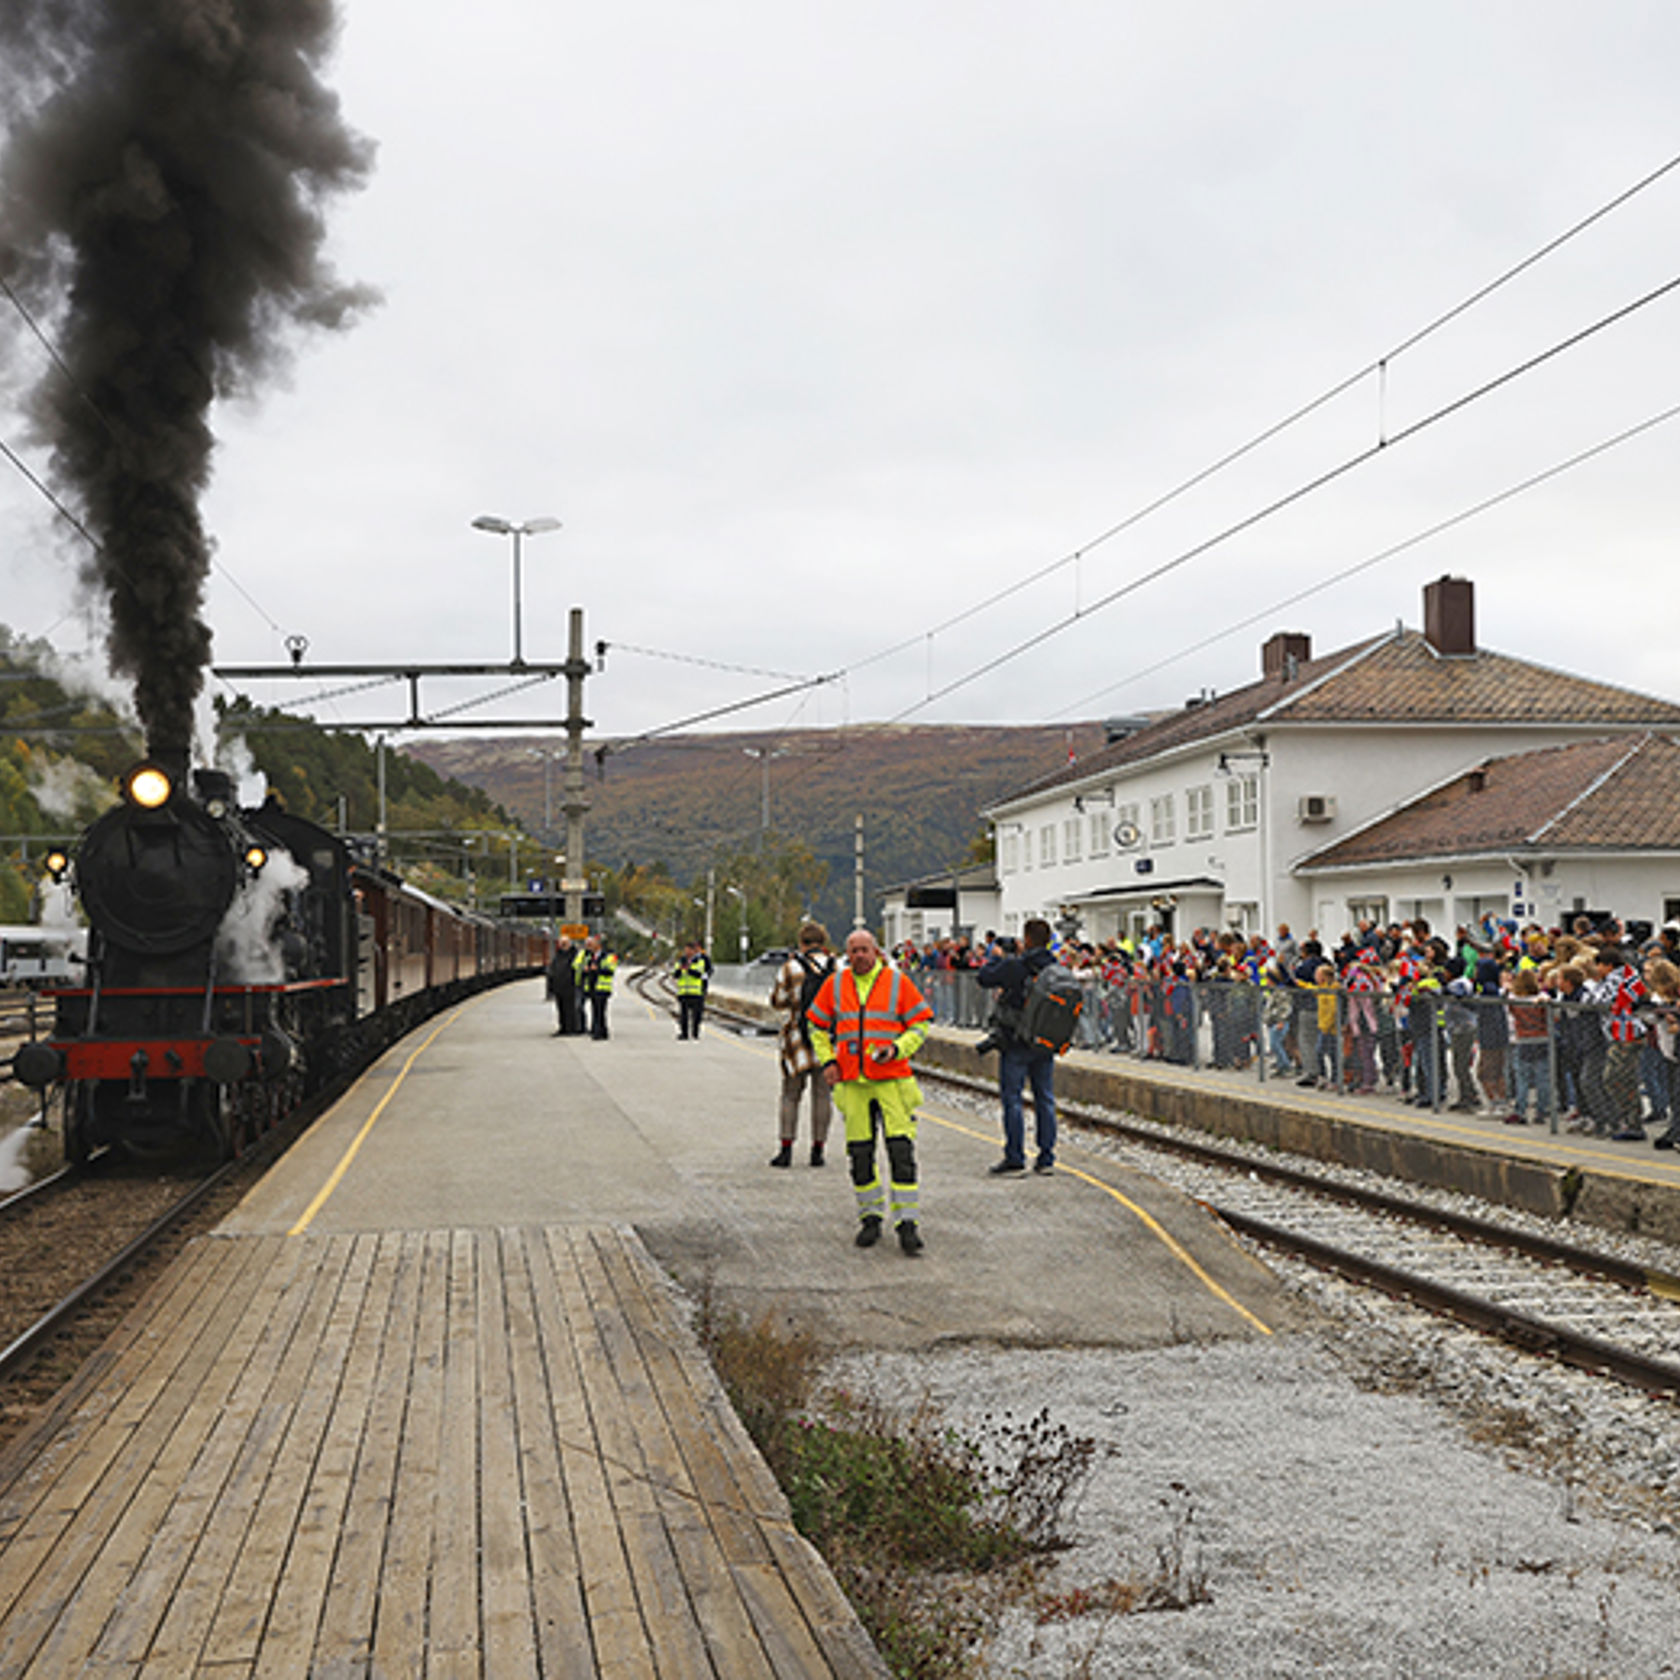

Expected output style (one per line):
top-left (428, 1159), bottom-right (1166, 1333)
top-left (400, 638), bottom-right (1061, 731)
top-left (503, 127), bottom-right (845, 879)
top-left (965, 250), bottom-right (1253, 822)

top-left (974, 1031), bottom-right (1002, 1055)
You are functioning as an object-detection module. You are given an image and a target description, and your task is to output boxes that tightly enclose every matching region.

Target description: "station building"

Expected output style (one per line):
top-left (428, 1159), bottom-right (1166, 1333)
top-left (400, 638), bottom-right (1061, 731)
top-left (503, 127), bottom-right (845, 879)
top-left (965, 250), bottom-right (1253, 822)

top-left (984, 576), bottom-right (1680, 944)
top-left (878, 861), bottom-right (1001, 950)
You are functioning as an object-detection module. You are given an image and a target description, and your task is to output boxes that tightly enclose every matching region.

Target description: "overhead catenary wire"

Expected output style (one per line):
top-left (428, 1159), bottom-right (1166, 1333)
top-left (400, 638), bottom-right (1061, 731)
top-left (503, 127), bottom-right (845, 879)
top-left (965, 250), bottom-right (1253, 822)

top-left (603, 642), bottom-right (811, 683)
top-left (844, 149), bottom-right (1680, 683)
top-left (885, 268), bottom-right (1680, 724)
top-left (1048, 399), bottom-right (1680, 720)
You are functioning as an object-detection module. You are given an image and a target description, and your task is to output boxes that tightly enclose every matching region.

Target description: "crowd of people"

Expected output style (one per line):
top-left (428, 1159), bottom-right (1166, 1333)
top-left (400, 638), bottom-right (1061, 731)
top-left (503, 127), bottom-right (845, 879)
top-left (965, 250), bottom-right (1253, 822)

top-left (891, 913), bottom-right (1680, 1148)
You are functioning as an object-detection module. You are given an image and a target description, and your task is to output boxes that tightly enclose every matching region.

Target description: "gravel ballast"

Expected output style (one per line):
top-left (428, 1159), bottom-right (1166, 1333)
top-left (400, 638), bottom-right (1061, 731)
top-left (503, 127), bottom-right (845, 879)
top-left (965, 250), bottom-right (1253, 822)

top-left (833, 1310), bottom-right (1680, 1679)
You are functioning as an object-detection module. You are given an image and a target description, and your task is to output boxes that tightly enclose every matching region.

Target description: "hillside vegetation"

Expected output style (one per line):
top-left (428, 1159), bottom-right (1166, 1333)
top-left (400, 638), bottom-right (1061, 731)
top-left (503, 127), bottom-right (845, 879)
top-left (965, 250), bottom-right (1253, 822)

top-left (408, 722), bottom-right (1106, 936)
top-left (2, 624), bottom-right (1107, 943)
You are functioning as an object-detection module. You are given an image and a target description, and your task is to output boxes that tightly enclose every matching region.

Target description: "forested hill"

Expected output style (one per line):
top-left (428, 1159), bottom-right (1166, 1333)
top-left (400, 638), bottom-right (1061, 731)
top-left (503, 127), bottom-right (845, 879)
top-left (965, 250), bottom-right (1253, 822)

top-left (407, 722), bottom-right (1107, 929)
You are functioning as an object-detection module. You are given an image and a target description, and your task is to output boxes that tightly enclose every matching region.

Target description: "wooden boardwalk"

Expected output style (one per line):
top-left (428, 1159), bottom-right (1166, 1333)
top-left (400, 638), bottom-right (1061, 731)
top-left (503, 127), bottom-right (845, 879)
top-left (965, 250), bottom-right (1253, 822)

top-left (0, 1225), bottom-right (887, 1679)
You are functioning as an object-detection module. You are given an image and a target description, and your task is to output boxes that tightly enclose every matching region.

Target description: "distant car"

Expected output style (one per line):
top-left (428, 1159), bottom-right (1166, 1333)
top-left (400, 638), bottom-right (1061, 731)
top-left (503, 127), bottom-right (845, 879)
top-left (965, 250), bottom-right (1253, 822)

top-left (754, 948), bottom-right (791, 966)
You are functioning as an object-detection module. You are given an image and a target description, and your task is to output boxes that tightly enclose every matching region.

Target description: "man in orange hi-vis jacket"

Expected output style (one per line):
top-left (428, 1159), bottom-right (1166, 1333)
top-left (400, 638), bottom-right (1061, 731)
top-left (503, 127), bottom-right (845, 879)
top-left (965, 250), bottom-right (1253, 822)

top-left (806, 927), bottom-right (933, 1255)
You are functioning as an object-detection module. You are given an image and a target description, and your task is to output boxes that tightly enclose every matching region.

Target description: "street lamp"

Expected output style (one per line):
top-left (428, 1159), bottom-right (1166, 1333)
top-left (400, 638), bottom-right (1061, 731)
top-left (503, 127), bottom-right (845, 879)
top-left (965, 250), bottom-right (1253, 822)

top-left (742, 745), bottom-right (789, 833)
top-left (470, 514), bottom-right (561, 667)
top-left (725, 884), bottom-right (749, 964)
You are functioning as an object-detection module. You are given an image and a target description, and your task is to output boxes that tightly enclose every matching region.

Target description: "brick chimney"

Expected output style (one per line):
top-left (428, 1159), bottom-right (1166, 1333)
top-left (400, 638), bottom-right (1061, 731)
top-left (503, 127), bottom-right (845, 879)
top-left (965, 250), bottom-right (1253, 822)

top-left (1423, 575), bottom-right (1475, 656)
top-left (1261, 631), bottom-right (1311, 679)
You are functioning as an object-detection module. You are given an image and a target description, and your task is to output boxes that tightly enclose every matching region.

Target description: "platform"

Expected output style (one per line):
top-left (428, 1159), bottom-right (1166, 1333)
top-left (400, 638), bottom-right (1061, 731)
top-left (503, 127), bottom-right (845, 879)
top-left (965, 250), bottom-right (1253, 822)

top-left (0, 1222), bottom-right (885, 1678)
top-left (0, 978), bottom-right (1298, 1676)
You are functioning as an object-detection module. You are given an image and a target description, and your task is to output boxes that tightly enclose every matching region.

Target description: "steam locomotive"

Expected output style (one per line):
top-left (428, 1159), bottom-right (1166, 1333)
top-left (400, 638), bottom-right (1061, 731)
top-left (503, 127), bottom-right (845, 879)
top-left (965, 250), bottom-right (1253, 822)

top-left (11, 761), bottom-right (549, 1162)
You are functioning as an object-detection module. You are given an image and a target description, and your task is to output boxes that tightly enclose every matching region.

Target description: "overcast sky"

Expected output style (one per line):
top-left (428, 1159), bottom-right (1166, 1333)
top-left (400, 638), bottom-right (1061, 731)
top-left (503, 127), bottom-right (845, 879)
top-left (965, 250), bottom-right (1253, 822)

top-left (4, 0), bottom-right (1679, 749)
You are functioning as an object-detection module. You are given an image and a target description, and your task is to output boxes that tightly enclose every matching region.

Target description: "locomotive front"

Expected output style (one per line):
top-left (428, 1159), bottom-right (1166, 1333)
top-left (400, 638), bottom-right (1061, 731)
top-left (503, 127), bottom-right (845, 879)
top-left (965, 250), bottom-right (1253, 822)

top-left (14, 763), bottom-right (324, 1161)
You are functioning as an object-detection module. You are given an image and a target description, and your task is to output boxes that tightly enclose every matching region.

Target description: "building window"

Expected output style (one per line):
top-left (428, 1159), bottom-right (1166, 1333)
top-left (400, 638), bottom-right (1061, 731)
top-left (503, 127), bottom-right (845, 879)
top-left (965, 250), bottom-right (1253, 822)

top-left (1039, 825), bottom-right (1056, 868)
top-left (1115, 801), bottom-right (1141, 846)
top-left (1150, 794), bottom-right (1175, 846)
top-left (1063, 817), bottom-right (1082, 863)
top-left (1001, 832), bottom-right (1019, 875)
top-left (1225, 773), bottom-right (1258, 832)
top-left (1089, 811), bottom-right (1110, 858)
top-left (1186, 784), bottom-right (1213, 841)
top-left (1226, 901), bottom-right (1260, 936)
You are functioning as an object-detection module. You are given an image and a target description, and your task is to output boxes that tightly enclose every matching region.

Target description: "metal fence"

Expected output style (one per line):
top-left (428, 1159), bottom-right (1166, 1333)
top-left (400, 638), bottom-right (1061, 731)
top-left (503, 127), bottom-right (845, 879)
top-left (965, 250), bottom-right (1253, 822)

top-left (903, 970), bottom-right (1670, 1138)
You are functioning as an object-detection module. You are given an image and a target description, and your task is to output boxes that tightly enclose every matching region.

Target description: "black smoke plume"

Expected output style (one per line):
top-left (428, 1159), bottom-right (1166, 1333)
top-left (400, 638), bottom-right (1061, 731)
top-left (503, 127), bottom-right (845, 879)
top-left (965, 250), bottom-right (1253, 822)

top-left (0, 0), bottom-right (377, 771)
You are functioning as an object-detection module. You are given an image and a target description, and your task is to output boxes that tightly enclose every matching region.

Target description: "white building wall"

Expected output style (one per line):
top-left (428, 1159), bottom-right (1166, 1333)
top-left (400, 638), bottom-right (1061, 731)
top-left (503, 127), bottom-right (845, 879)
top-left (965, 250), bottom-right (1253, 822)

top-left (1299, 855), bottom-right (1680, 940)
top-left (994, 719), bottom-right (1664, 945)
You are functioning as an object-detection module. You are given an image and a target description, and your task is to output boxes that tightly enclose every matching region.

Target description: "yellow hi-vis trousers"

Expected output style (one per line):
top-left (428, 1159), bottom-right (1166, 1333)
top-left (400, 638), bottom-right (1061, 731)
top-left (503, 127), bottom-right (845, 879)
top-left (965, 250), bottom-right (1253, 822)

top-left (831, 1075), bottom-right (920, 1229)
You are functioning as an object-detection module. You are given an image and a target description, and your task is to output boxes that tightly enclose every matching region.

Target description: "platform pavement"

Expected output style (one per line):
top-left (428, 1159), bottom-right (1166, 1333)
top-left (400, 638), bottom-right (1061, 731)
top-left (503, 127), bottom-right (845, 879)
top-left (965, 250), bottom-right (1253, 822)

top-left (221, 977), bottom-right (1302, 1353)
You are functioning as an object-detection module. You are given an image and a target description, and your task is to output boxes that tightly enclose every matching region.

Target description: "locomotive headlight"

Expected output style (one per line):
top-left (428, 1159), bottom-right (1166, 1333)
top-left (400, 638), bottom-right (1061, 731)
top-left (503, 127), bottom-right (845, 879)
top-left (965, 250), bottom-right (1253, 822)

top-left (245, 845), bottom-right (268, 873)
top-left (126, 764), bottom-right (173, 809)
top-left (43, 850), bottom-right (69, 882)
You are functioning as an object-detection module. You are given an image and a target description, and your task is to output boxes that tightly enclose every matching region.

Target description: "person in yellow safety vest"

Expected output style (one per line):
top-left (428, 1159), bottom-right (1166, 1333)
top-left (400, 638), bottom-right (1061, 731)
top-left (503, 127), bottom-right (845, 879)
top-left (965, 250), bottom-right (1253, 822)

top-left (582, 935), bottom-right (618, 1040)
top-left (673, 939), bottom-right (713, 1040)
top-left (806, 927), bottom-right (934, 1255)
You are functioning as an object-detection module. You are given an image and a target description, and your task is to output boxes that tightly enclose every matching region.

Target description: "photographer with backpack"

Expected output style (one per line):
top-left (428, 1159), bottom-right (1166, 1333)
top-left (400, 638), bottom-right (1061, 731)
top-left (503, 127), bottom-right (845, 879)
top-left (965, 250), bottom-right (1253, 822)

top-left (977, 917), bottom-right (1071, 1176)
top-left (767, 921), bottom-right (837, 1168)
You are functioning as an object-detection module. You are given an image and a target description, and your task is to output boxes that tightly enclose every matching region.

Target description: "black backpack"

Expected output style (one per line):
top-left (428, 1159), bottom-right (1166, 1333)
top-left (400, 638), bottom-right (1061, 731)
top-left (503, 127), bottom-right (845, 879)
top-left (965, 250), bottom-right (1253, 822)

top-left (1019, 964), bottom-right (1085, 1055)
top-left (793, 950), bottom-right (836, 1045)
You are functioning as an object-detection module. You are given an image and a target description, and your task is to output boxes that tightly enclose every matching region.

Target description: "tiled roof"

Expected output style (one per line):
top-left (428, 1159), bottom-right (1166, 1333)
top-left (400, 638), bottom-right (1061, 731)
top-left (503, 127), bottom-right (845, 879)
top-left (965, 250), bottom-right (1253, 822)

top-left (995, 629), bottom-right (1680, 810)
top-left (1275, 633), bottom-right (1680, 726)
top-left (1301, 734), bottom-right (1680, 869)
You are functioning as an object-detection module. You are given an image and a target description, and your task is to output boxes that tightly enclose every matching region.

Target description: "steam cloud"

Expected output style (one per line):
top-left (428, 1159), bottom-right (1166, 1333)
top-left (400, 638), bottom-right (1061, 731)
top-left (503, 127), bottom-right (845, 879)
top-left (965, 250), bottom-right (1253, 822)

top-left (0, 0), bottom-right (378, 769)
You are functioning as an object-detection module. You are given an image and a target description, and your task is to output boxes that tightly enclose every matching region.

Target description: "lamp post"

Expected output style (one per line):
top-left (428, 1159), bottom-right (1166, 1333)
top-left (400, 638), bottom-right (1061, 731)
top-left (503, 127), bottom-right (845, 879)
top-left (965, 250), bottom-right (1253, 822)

top-left (742, 745), bottom-right (788, 834)
top-left (470, 514), bottom-right (561, 666)
top-left (725, 884), bottom-right (748, 964)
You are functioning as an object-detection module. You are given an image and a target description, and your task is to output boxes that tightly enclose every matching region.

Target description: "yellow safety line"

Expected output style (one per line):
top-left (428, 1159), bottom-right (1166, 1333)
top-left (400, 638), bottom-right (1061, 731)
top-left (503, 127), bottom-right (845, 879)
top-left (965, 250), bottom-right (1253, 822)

top-left (921, 1106), bottom-right (1274, 1336)
top-left (720, 1031), bottom-right (1272, 1335)
top-left (288, 1005), bottom-right (470, 1237)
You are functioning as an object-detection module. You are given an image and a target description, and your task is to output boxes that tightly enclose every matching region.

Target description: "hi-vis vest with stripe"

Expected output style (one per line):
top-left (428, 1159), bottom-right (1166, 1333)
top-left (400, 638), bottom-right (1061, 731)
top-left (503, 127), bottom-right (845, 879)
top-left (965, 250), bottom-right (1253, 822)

top-left (807, 963), bottom-right (931, 1082)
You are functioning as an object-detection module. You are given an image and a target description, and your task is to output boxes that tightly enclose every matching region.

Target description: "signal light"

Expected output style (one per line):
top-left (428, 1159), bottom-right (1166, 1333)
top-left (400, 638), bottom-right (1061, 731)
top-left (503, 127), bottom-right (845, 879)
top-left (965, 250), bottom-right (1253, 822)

top-left (245, 846), bottom-right (268, 873)
top-left (125, 764), bottom-right (173, 809)
top-left (43, 850), bottom-right (69, 882)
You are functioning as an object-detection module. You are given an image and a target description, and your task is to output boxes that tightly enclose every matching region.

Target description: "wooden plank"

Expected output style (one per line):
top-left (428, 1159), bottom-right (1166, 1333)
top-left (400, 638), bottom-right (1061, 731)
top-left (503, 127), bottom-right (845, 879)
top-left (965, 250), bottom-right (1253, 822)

top-left (477, 1232), bottom-right (538, 1680)
top-left (196, 1234), bottom-right (375, 1668)
top-left (0, 1230), bottom-right (240, 1512)
top-left (592, 1229), bottom-right (842, 1680)
top-left (248, 1231), bottom-right (409, 1680)
top-left (0, 1237), bottom-right (301, 1679)
top-left (88, 1234), bottom-right (358, 1671)
top-left (557, 1228), bottom-right (713, 1680)
top-left (527, 1229), bottom-right (654, 1680)
top-left (499, 1229), bottom-right (597, 1680)
top-left (0, 1234), bottom-right (253, 1562)
top-left (597, 1228), bottom-right (889, 1680)
top-left (581, 1230), bottom-right (778, 1680)
top-left (369, 1229), bottom-right (452, 1679)
top-left (424, 1229), bottom-right (482, 1679)
top-left (310, 1228), bottom-right (429, 1679)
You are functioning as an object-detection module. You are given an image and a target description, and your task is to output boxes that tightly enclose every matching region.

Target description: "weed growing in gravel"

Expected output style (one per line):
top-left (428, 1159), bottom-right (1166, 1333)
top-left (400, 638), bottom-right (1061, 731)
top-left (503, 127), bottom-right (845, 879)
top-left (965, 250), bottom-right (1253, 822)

top-left (696, 1301), bottom-right (1098, 1679)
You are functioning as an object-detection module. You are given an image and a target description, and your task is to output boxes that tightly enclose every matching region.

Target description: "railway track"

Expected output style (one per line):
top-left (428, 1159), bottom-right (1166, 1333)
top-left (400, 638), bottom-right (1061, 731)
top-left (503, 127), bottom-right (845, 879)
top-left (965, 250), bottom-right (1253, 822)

top-left (0, 1156), bottom-right (235, 1383)
top-left (914, 1063), bottom-right (1680, 1400)
top-left (0, 1055), bottom-right (359, 1427)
